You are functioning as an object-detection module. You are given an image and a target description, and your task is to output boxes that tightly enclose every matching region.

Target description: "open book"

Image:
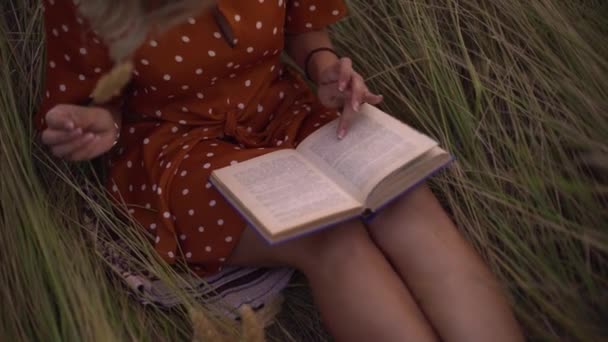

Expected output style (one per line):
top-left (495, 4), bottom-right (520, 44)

top-left (210, 104), bottom-right (453, 244)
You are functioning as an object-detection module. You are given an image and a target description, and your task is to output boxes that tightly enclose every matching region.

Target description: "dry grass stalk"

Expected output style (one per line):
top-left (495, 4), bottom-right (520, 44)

top-left (190, 304), bottom-right (269, 342)
top-left (190, 308), bottom-right (229, 342)
top-left (238, 305), bottom-right (265, 342)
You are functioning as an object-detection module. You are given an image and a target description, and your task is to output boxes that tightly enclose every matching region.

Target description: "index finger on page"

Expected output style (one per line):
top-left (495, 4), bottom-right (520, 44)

top-left (337, 102), bottom-right (355, 140)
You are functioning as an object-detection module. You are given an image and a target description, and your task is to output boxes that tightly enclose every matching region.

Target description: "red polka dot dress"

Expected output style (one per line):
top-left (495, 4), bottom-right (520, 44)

top-left (36, 0), bottom-right (348, 275)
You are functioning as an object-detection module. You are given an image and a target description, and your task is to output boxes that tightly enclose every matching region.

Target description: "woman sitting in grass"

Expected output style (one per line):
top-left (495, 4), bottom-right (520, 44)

top-left (36, 0), bottom-right (523, 340)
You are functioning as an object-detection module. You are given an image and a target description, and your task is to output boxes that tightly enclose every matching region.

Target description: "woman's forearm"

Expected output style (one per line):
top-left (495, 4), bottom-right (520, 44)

top-left (285, 29), bottom-right (340, 83)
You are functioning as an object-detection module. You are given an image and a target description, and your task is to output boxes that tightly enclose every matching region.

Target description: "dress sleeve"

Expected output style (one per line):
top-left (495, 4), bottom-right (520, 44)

top-left (35, 0), bottom-right (115, 132)
top-left (284, 0), bottom-right (348, 35)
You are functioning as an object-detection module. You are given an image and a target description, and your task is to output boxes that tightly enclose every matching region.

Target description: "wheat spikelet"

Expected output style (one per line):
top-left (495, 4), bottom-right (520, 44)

top-left (190, 308), bottom-right (228, 342)
top-left (238, 305), bottom-right (265, 342)
top-left (89, 61), bottom-right (134, 105)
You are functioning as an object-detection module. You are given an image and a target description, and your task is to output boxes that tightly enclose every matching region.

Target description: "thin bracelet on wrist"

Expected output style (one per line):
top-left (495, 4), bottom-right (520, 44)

top-left (113, 122), bottom-right (120, 146)
top-left (304, 47), bottom-right (340, 83)
top-left (83, 98), bottom-right (121, 147)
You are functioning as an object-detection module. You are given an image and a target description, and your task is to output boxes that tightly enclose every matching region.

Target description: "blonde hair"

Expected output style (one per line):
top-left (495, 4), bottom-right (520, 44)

top-left (78, 0), bottom-right (216, 62)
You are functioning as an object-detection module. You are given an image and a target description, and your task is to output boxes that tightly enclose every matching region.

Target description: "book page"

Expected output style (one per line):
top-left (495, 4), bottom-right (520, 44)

top-left (297, 104), bottom-right (438, 199)
top-left (211, 150), bottom-right (361, 235)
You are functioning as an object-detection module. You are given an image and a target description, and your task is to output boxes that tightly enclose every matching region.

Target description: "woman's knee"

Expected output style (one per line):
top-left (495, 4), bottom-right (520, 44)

top-left (229, 219), bottom-right (376, 272)
top-left (383, 183), bottom-right (441, 219)
top-left (369, 183), bottom-right (448, 234)
top-left (291, 219), bottom-right (375, 272)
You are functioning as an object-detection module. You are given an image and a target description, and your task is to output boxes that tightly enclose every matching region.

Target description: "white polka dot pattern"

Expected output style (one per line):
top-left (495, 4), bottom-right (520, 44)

top-left (36, 0), bottom-right (346, 276)
top-left (285, 0), bottom-right (347, 34)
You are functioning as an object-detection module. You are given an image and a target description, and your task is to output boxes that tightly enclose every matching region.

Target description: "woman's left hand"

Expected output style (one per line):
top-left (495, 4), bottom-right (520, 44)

top-left (316, 57), bottom-right (383, 139)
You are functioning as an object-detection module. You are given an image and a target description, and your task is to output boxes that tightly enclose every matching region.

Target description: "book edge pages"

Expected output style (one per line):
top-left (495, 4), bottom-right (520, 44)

top-left (366, 149), bottom-right (454, 211)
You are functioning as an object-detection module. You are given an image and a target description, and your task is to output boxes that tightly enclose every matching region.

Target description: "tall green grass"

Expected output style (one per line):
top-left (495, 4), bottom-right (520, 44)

top-left (1, 2), bottom-right (239, 341)
top-left (331, 0), bottom-right (607, 340)
top-left (1, 0), bottom-right (606, 341)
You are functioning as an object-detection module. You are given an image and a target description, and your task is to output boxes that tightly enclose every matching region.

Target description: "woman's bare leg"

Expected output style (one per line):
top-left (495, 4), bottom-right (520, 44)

top-left (367, 184), bottom-right (524, 342)
top-left (228, 220), bottom-right (438, 342)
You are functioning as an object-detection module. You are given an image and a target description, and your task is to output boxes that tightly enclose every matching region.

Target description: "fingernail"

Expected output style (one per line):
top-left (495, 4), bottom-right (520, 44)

top-left (339, 83), bottom-right (345, 92)
top-left (338, 129), bottom-right (346, 139)
top-left (354, 103), bottom-right (360, 112)
top-left (65, 121), bottom-right (75, 130)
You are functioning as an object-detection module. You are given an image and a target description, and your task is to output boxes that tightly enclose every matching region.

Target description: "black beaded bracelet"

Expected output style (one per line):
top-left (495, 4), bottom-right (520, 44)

top-left (304, 47), bottom-right (340, 83)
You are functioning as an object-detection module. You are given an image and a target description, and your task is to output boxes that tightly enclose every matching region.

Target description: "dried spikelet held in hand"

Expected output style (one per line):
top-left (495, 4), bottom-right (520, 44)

top-left (89, 61), bottom-right (134, 105)
top-left (239, 305), bottom-right (265, 342)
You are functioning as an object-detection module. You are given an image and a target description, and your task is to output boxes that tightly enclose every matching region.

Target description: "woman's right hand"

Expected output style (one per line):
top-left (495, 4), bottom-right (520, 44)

top-left (41, 104), bottom-right (120, 161)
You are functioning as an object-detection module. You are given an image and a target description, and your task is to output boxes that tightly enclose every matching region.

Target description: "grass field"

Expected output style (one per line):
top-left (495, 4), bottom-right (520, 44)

top-left (1, 0), bottom-right (606, 340)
